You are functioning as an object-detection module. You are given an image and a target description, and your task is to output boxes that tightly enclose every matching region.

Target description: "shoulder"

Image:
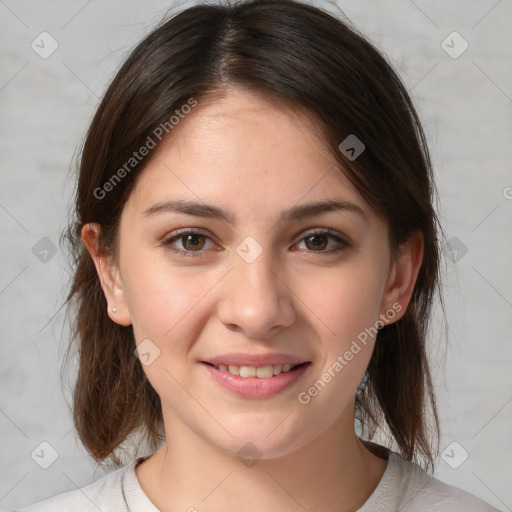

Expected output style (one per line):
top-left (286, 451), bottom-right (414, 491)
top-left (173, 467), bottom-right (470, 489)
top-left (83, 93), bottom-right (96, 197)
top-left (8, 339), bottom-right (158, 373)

top-left (13, 462), bottom-right (131, 512)
top-left (393, 453), bottom-right (502, 512)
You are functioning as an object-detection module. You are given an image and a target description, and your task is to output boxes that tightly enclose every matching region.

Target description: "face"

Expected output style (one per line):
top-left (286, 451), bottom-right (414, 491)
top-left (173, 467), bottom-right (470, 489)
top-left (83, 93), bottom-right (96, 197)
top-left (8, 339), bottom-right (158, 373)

top-left (85, 89), bottom-right (420, 460)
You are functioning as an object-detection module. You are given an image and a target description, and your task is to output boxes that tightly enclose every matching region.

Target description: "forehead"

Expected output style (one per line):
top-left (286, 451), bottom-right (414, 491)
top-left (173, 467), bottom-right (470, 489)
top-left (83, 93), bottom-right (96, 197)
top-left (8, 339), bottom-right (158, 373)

top-left (125, 89), bottom-right (369, 220)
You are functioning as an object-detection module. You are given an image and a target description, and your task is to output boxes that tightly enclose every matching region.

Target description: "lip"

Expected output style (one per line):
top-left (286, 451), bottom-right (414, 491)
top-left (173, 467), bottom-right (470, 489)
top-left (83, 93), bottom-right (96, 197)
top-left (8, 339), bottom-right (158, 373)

top-left (203, 352), bottom-right (309, 367)
top-left (202, 361), bottom-right (311, 398)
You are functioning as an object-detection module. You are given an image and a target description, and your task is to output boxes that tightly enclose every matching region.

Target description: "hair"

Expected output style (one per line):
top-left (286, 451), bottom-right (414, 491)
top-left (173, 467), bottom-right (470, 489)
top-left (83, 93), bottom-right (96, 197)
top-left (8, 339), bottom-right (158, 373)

top-left (62, 0), bottom-right (445, 472)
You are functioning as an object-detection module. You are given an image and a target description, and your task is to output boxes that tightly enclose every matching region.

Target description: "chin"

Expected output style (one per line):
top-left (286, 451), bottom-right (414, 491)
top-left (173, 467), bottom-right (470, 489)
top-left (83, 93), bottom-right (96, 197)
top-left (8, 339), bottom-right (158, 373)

top-left (202, 415), bottom-right (313, 462)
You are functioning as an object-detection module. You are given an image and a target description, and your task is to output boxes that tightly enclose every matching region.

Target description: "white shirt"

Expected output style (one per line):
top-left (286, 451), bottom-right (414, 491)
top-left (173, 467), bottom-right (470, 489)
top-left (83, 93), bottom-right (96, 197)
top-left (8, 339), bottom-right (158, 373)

top-left (14, 451), bottom-right (501, 511)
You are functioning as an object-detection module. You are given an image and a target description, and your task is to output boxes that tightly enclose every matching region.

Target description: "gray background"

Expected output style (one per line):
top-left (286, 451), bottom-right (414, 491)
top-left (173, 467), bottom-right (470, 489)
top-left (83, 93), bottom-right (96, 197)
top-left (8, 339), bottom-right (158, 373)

top-left (1, 0), bottom-right (511, 510)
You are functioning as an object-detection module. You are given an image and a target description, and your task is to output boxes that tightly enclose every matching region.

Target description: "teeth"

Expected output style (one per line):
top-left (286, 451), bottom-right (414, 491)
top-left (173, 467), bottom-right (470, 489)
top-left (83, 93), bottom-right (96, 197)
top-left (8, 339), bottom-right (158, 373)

top-left (215, 363), bottom-right (299, 378)
top-left (256, 365), bottom-right (273, 378)
top-left (239, 366), bottom-right (256, 377)
top-left (228, 364), bottom-right (240, 375)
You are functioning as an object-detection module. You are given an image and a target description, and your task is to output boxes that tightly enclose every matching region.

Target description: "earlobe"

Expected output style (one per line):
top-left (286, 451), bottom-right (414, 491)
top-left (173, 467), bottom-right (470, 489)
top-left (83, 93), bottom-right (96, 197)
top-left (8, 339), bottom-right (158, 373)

top-left (81, 223), bottom-right (132, 326)
top-left (379, 232), bottom-right (424, 326)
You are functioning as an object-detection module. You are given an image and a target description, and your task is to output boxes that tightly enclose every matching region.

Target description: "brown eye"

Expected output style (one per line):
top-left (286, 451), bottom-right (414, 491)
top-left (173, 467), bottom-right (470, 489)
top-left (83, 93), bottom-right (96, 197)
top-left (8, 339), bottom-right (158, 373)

top-left (296, 230), bottom-right (349, 254)
top-left (163, 229), bottom-right (217, 257)
top-left (304, 233), bottom-right (329, 251)
top-left (181, 233), bottom-right (206, 251)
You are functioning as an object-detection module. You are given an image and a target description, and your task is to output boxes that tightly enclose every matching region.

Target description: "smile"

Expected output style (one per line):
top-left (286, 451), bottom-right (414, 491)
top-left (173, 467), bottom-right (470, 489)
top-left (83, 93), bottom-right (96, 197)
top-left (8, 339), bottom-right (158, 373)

top-left (201, 362), bottom-right (311, 398)
top-left (207, 362), bottom-right (302, 378)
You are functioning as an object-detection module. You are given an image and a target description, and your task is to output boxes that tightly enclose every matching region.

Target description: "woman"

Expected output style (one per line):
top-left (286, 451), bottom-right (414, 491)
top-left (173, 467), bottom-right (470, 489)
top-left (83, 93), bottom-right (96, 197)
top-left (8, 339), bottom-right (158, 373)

top-left (16, 0), bottom-right (500, 510)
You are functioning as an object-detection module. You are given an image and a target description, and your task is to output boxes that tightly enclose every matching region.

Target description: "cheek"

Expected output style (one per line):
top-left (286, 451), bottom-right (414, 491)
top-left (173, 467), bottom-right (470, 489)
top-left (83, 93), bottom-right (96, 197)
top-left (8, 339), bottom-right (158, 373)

top-left (294, 258), bottom-right (386, 398)
top-left (126, 266), bottom-right (208, 342)
top-left (301, 261), bottom-right (386, 346)
top-left (124, 265), bottom-right (212, 404)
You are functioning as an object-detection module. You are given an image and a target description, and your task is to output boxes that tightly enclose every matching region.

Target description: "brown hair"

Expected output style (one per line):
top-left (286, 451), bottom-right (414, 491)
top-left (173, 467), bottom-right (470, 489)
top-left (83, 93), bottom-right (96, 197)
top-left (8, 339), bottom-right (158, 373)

top-left (62, 0), bottom-right (444, 471)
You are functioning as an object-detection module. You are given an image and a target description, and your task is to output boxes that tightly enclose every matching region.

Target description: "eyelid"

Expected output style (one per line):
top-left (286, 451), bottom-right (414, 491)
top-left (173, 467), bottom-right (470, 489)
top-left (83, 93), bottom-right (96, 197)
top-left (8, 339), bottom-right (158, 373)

top-left (167, 227), bottom-right (215, 240)
top-left (293, 228), bottom-right (350, 246)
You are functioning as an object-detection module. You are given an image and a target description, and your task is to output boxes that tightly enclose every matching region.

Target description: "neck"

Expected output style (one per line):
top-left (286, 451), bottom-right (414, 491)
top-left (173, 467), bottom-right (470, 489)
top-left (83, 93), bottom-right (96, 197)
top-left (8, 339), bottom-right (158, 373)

top-left (136, 404), bottom-right (388, 512)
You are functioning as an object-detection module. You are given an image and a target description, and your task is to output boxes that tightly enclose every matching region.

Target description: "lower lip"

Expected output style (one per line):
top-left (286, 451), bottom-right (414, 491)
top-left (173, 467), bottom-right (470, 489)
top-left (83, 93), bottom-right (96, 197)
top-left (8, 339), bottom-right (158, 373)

top-left (202, 362), bottom-right (311, 398)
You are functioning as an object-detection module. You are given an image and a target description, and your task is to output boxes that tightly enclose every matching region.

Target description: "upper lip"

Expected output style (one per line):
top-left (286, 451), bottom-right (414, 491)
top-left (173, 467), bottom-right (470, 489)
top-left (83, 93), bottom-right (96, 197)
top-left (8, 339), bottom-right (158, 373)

top-left (202, 353), bottom-right (310, 367)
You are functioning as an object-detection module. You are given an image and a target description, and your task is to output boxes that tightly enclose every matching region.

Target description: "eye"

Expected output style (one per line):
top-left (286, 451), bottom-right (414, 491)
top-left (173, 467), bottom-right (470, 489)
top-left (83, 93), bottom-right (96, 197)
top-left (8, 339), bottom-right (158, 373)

top-left (162, 229), bottom-right (218, 257)
top-left (162, 228), bottom-right (350, 258)
top-left (294, 229), bottom-right (349, 254)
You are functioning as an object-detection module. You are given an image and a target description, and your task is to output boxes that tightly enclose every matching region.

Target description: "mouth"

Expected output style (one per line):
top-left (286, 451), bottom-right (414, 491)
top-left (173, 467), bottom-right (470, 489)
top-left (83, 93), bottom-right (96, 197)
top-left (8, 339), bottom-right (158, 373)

top-left (201, 361), bottom-right (311, 398)
top-left (202, 361), bottom-right (309, 379)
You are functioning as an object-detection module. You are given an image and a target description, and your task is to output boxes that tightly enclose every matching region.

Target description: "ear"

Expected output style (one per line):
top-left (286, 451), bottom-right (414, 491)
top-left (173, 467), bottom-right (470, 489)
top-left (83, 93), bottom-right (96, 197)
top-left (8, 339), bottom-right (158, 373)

top-left (81, 223), bottom-right (132, 326)
top-left (379, 231), bottom-right (424, 326)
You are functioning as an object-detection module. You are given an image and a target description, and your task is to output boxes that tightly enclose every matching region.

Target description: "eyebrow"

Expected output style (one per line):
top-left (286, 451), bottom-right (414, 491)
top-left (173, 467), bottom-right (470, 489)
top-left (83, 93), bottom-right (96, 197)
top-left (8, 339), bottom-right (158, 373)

top-left (143, 199), bottom-right (367, 224)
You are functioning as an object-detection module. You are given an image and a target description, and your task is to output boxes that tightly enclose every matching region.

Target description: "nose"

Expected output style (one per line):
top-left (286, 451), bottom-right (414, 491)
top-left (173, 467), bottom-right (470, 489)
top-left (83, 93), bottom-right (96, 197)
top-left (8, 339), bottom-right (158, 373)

top-left (216, 242), bottom-right (296, 339)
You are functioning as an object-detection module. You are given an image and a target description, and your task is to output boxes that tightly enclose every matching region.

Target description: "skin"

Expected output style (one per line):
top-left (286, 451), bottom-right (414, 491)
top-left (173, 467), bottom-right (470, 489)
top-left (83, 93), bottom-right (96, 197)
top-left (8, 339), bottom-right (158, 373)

top-left (82, 88), bottom-right (423, 512)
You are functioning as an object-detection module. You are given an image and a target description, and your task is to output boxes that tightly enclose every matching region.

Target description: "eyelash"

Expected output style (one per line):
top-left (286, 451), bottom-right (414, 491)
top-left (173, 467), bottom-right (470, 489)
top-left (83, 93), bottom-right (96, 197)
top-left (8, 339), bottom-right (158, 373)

top-left (161, 228), bottom-right (350, 258)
